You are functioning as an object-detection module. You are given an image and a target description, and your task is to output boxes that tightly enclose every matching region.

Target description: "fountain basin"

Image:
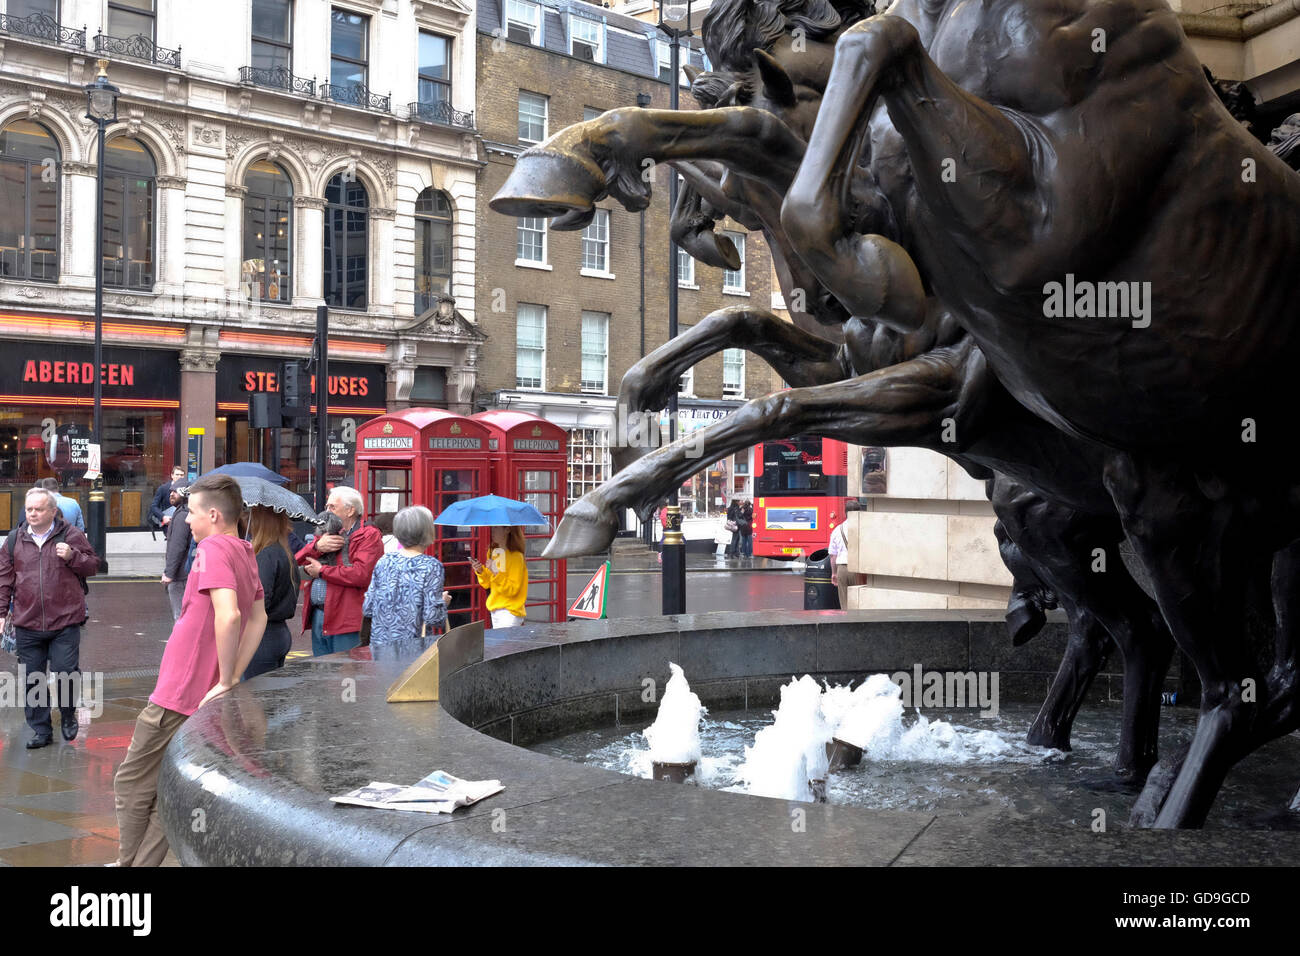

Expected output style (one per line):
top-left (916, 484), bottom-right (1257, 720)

top-left (155, 610), bottom-right (1300, 865)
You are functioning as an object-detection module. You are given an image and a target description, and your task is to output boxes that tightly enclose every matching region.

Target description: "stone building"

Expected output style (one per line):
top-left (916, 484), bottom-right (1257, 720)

top-left (0, 0), bottom-right (484, 540)
top-left (473, 0), bottom-right (779, 525)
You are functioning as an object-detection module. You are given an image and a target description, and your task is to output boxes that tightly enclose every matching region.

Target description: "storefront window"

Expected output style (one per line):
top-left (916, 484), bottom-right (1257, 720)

top-left (0, 407), bottom-right (175, 531)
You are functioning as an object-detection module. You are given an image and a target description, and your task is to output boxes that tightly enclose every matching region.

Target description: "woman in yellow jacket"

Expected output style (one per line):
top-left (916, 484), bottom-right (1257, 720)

top-left (470, 526), bottom-right (528, 628)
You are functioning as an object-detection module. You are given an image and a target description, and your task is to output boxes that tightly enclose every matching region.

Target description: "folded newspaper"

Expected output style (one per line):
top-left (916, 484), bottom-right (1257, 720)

top-left (331, 770), bottom-right (504, 814)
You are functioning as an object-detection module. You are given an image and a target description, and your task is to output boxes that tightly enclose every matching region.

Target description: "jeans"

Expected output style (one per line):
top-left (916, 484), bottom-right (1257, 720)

top-left (166, 579), bottom-right (186, 622)
top-left (728, 529), bottom-right (741, 556)
top-left (14, 625), bottom-right (80, 738)
top-left (740, 533), bottom-right (753, 558)
top-left (243, 620), bottom-right (292, 681)
top-left (310, 607), bottom-right (360, 656)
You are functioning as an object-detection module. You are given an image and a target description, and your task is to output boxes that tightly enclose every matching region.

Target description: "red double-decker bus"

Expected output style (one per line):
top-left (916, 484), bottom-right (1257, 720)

top-left (752, 436), bottom-right (850, 558)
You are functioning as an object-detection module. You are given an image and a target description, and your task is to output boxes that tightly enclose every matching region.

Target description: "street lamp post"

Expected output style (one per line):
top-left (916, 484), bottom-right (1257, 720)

top-left (656, 1), bottom-right (694, 615)
top-left (84, 59), bottom-right (119, 574)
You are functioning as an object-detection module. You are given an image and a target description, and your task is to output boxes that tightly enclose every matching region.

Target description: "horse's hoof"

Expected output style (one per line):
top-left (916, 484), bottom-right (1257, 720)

top-left (490, 148), bottom-right (603, 219)
top-left (542, 500), bottom-right (619, 558)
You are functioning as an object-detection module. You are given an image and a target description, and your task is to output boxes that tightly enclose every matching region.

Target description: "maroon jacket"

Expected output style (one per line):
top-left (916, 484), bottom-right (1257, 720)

top-left (0, 517), bottom-right (99, 631)
top-left (296, 523), bottom-right (382, 637)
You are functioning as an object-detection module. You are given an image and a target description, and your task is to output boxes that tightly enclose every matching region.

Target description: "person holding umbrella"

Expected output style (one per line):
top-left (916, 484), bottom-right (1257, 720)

top-left (470, 526), bottom-right (529, 628)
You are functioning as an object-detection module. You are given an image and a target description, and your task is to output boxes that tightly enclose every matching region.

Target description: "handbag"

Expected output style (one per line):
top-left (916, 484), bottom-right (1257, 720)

top-left (725, 519), bottom-right (738, 533)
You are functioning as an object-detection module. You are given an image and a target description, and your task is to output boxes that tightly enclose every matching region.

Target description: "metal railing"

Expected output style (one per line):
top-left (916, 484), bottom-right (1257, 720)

top-left (407, 99), bottom-right (475, 130)
top-left (93, 31), bottom-right (181, 69)
top-left (0, 11), bottom-right (85, 48)
top-left (239, 65), bottom-right (315, 96)
top-left (319, 82), bottom-right (390, 113)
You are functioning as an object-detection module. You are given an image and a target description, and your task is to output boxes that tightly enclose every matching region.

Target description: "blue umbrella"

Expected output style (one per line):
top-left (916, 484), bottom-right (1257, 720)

top-left (433, 494), bottom-right (548, 527)
top-left (207, 462), bottom-right (290, 486)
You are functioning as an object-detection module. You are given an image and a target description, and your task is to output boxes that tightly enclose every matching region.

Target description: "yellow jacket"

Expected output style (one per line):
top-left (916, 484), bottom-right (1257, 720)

top-left (475, 548), bottom-right (528, 618)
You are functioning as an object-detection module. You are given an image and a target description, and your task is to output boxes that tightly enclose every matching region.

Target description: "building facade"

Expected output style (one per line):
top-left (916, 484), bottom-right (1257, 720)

top-left (473, 0), bottom-right (779, 529)
top-left (0, 0), bottom-right (484, 534)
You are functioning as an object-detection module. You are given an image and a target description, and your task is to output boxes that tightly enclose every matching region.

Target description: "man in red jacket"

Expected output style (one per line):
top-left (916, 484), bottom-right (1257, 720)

top-left (297, 486), bottom-right (382, 655)
top-left (0, 487), bottom-right (99, 748)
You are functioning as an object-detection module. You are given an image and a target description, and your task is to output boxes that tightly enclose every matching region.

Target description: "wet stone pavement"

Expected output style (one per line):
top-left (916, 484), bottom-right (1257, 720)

top-left (0, 553), bottom-right (804, 865)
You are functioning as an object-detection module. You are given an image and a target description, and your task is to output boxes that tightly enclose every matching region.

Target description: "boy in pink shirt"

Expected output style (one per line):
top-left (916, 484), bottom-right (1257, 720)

top-left (112, 473), bottom-right (267, 867)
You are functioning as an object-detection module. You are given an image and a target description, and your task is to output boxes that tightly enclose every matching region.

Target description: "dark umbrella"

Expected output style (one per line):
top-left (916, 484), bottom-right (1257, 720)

top-left (191, 474), bottom-right (316, 521)
top-left (208, 462), bottom-right (289, 486)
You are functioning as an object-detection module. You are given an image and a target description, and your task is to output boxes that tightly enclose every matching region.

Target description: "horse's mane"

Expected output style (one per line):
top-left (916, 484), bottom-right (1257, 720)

top-left (701, 0), bottom-right (874, 74)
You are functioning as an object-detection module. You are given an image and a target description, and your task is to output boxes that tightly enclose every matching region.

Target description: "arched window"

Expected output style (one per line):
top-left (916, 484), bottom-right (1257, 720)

top-left (323, 171), bottom-right (367, 309)
top-left (243, 160), bottom-right (293, 302)
top-left (414, 187), bottom-right (452, 314)
top-left (103, 137), bottom-right (155, 290)
top-left (0, 120), bottom-right (59, 282)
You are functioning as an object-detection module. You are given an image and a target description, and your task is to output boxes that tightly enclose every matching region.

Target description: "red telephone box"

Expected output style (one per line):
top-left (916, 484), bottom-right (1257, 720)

top-left (472, 411), bottom-right (568, 623)
top-left (354, 408), bottom-right (493, 630)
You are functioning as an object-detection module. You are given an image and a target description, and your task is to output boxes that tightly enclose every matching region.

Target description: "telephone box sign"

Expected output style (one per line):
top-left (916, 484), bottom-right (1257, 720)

top-left (429, 436), bottom-right (481, 449)
top-left (513, 439), bottom-right (560, 451)
top-left (363, 435), bottom-right (414, 449)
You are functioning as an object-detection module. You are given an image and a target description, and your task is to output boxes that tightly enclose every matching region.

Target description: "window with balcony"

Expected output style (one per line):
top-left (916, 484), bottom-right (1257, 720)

top-left (323, 171), bottom-right (368, 309)
top-left (242, 160), bottom-right (292, 303)
top-left (516, 304), bottom-right (546, 389)
top-left (107, 0), bottom-right (155, 43)
top-left (415, 187), bottom-right (452, 314)
top-left (518, 90), bottom-right (547, 144)
top-left (581, 209), bottom-right (609, 274)
top-left (251, 0), bottom-right (293, 83)
top-left (506, 0), bottom-right (540, 45)
top-left (102, 137), bottom-right (155, 291)
top-left (516, 216), bottom-right (546, 265)
top-left (418, 31), bottom-right (451, 109)
top-left (329, 7), bottom-right (369, 101)
top-left (0, 120), bottom-right (59, 283)
top-left (580, 311), bottom-right (608, 393)
top-left (570, 16), bottom-right (602, 62)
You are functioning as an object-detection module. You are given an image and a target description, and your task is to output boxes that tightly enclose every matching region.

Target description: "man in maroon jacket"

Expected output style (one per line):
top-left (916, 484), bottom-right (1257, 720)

top-left (0, 487), bottom-right (100, 748)
top-left (297, 486), bottom-right (382, 655)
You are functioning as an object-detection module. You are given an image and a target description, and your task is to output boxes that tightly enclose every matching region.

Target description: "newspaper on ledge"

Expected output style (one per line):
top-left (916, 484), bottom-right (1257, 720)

top-left (331, 770), bottom-right (504, 814)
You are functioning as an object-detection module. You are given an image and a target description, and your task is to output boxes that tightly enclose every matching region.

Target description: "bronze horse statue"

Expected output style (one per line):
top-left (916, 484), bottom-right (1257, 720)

top-left (493, 0), bottom-right (1300, 827)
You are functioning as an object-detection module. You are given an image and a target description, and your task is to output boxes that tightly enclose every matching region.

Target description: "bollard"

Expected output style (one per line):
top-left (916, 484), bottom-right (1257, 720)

top-left (803, 548), bottom-right (839, 610)
top-left (662, 505), bottom-right (686, 615)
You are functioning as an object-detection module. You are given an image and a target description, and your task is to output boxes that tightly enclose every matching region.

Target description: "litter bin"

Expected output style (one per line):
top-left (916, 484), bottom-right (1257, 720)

top-left (804, 548), bottom-right (839, 610)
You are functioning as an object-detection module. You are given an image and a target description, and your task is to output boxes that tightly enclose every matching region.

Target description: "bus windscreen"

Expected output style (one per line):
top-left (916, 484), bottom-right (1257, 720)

top-left (756, 437), bottom-right (826, 495)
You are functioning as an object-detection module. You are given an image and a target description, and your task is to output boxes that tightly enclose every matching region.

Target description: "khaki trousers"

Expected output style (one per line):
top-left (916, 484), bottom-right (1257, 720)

top-left (113, 701), bottom-right (188, 867)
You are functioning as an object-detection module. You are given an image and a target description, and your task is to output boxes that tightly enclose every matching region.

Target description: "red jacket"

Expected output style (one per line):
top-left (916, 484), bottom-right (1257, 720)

top-left (0, 517), bottom-right (99, 631)
top-left (296, 523), bottom-right (382, 637)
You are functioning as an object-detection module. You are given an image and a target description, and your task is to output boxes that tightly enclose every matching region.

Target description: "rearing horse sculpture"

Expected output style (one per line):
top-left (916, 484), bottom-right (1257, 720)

top-left (493, 0), bottom-right (1300, 827)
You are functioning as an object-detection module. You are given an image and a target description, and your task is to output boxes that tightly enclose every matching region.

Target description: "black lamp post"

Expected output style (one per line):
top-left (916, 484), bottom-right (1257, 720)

top-left (656, 2), bottom-right (693, 614)
top-left (84, 59), bottom-right (119, 573)
top-left (637, 89), bottom-right (653, 547)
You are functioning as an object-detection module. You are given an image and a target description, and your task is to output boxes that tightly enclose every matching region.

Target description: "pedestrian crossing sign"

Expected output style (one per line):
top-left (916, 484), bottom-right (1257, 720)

top-left (568, 561), bottom-right (610, 620)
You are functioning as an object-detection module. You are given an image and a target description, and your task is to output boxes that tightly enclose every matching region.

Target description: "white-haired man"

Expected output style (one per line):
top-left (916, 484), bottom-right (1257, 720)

top-left (296, 486), bottom-right (382, 655)
top-left (0, 488), bottom-right (99, 748)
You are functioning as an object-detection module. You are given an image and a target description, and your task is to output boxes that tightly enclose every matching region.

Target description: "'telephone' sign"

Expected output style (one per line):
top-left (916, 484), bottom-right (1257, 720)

top-left (362, 436), bottom-right (414, 450)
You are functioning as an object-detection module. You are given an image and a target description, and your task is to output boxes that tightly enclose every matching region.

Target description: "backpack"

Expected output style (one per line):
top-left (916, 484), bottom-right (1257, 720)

top-left (5, 523), bottom-right (91, 595)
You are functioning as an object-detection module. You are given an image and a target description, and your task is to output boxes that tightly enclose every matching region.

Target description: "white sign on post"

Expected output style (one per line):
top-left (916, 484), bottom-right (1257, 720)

top-left (84, 443), bottom-right (101, 481)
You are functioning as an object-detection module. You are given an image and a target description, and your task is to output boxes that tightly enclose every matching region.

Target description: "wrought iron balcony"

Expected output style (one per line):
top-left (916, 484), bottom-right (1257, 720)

top-left (407, 100), bottom-right (475, 130)
top-left (0, 11), bottom-right (85, 49)
top-left (93, 31), bottom-right (181, 69)
top-left (320, 82), bottom-right (390, 113)
top-left (239, 65), bottom-right (315, 97)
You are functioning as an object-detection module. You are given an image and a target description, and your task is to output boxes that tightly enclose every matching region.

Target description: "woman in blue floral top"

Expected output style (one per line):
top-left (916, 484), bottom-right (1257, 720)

top-left (363, 506), bottom-right (450, 660)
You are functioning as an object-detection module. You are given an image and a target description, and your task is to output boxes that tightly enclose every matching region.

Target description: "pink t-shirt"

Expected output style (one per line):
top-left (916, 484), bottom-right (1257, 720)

top-left (150, 533), bottom-right (264, 716)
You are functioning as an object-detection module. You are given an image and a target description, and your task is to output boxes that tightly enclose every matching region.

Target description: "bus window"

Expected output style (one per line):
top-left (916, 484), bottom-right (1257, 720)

top-left (757, 437), bottom-right (826, 495)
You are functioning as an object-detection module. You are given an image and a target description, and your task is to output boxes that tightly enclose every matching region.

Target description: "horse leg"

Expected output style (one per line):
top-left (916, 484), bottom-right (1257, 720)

top-left (611, 306), bottom-right (846, 473)
top-left (1104, 452), bottom-right (1258, 828)
top-left (547, 346), bottom-right (971, 557)
top-left (783, 15), bottom-right (1036, 328)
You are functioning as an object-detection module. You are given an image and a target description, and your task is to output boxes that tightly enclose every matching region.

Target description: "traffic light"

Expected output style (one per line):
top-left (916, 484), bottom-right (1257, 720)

top-left (281, 360), bottom-right (309, 421)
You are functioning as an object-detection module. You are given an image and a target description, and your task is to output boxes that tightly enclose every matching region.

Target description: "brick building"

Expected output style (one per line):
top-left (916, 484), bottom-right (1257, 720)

top-left (474, 0), bottom-right (779, 528)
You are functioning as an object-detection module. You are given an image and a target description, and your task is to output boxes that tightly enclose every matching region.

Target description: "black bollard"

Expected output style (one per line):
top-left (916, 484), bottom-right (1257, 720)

top-left (662, 505), bottom-right (686, 615)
